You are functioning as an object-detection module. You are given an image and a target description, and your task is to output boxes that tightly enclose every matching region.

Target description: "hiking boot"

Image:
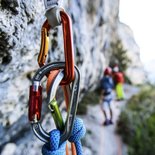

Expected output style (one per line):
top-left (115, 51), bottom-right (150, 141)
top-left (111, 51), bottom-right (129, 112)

top-left (109, 120), bottom-right (113, 125)
top-left (103, 120), bottom-right (109, 126)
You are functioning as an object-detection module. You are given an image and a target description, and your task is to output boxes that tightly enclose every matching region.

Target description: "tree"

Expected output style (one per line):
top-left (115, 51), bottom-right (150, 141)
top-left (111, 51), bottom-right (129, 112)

top-left (109, 39), bottom-right (131, 72)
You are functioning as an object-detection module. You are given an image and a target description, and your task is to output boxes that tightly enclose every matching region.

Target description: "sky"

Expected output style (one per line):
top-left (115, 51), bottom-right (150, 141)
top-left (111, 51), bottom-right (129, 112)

top-left (119, 0), bottom-right (155, 64)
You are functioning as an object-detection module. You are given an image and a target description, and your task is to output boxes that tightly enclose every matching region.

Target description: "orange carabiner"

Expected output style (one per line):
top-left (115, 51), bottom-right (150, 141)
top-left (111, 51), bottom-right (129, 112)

top-left (38, 10), bottom-right (74, 85)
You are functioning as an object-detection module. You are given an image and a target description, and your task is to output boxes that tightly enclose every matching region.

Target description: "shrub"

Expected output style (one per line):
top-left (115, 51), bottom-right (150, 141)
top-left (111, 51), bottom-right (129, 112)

top-left (109, 39), bottom-right (131, 73)
top-left (77, 89), bottom-right (100, 115)
top-left (117, 85), bottom-right (155, 155)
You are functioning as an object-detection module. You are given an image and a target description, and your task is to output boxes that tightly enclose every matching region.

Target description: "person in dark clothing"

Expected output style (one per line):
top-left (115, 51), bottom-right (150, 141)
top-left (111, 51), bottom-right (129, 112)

top-left (100, 67), bottom-right (114, 126)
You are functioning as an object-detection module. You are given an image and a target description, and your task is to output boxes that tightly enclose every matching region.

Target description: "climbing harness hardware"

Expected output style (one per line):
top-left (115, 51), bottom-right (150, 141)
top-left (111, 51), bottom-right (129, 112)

top-left (28, 62), bottom-right (80, 144)
top-left (28, 4), bottom-right (85, 154)
top-left (38, 9), bottom-right (75, 85)
top-left (37, 7), bottom-right (78, 154)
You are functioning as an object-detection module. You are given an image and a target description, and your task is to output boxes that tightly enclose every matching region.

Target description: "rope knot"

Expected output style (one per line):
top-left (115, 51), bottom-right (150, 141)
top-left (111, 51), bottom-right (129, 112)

top-left (42, 129), bottom-right (66, 155)
top-left (69, 118), bottom-right (86, 143)
top-left (42, 118), bottom-right (86, 155)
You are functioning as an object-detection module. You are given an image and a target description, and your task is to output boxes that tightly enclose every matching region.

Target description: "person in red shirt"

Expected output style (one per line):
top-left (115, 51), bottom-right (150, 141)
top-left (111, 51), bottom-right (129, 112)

top-left (112, 65), bottom-right (125, 100)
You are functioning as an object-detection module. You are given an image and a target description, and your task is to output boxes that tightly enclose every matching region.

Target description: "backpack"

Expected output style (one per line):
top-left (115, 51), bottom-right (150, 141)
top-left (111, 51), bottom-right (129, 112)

top-left (101, 76), bottom-right (113, 91)
top-left (113, 72), bottom-right (124, 84)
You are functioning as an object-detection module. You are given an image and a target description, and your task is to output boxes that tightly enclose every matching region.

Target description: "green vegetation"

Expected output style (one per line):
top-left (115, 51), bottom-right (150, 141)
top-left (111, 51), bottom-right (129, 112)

top-left (109, 39), bottom-right (131, 73)
top-left (117, 85), bottom-right (155, 155)
top-left (77, 89), bottom-right (100, 115)
top-left (87, 0), bottom-right (97, 15)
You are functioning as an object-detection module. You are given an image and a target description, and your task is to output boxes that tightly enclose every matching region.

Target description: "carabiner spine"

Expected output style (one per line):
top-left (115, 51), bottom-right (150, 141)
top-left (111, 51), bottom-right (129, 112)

top-left (60, 11), bottom-right (75, 84)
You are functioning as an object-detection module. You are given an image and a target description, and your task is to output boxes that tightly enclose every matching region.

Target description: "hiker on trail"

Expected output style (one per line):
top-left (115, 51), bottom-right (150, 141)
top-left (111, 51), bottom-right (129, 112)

top-left (100, 67), bottom-right (114, 126)
top-left (112, 65), bottom-right (125, 101)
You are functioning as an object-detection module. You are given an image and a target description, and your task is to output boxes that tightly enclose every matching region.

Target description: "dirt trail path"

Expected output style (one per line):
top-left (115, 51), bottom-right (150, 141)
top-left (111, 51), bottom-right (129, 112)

top-left (82, 84), bottom-right (139, 155)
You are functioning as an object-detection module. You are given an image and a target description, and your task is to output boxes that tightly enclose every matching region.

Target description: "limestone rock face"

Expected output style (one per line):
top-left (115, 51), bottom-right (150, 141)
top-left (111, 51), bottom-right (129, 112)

top-left (0, 0), bottom-right (144, 154)
top-left (117, 23), bottom-right (146, 84)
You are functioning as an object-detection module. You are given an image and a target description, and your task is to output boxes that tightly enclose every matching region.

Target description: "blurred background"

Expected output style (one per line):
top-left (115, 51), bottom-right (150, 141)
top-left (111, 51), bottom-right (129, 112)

top-left (0, 0), bottom-right (154, 155)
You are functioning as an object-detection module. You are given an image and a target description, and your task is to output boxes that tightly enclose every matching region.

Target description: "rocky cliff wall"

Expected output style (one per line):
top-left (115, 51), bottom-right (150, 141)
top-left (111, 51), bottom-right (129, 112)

top-left (117, 22), bottom-right (146, 84)
top-left (0, 0), bottom-right (144, 154)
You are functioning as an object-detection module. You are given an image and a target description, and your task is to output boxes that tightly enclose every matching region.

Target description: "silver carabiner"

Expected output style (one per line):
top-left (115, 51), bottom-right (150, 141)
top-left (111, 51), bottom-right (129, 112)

top-left (28, 62), bottom-right (80, 145)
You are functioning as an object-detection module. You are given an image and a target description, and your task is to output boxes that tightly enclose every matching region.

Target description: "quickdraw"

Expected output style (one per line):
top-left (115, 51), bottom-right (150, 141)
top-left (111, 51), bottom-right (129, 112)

top-left (28, 4), bottom-right (85, 155)
top-left (37, 8), bottom-right (77, 154)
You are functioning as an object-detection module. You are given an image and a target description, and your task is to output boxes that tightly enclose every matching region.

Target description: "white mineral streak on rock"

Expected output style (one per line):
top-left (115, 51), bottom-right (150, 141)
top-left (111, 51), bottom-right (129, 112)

top-left (1, 143), bottom-right (17, 155)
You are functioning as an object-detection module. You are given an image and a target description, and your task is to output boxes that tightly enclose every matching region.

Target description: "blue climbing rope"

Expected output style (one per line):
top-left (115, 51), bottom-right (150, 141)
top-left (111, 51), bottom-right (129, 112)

top-left (42, 129), bottom-right (66, 155)
top-left (42, 118), bottom-right (86, 155)
top-left (69, 118), bottom-right (86, 155)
